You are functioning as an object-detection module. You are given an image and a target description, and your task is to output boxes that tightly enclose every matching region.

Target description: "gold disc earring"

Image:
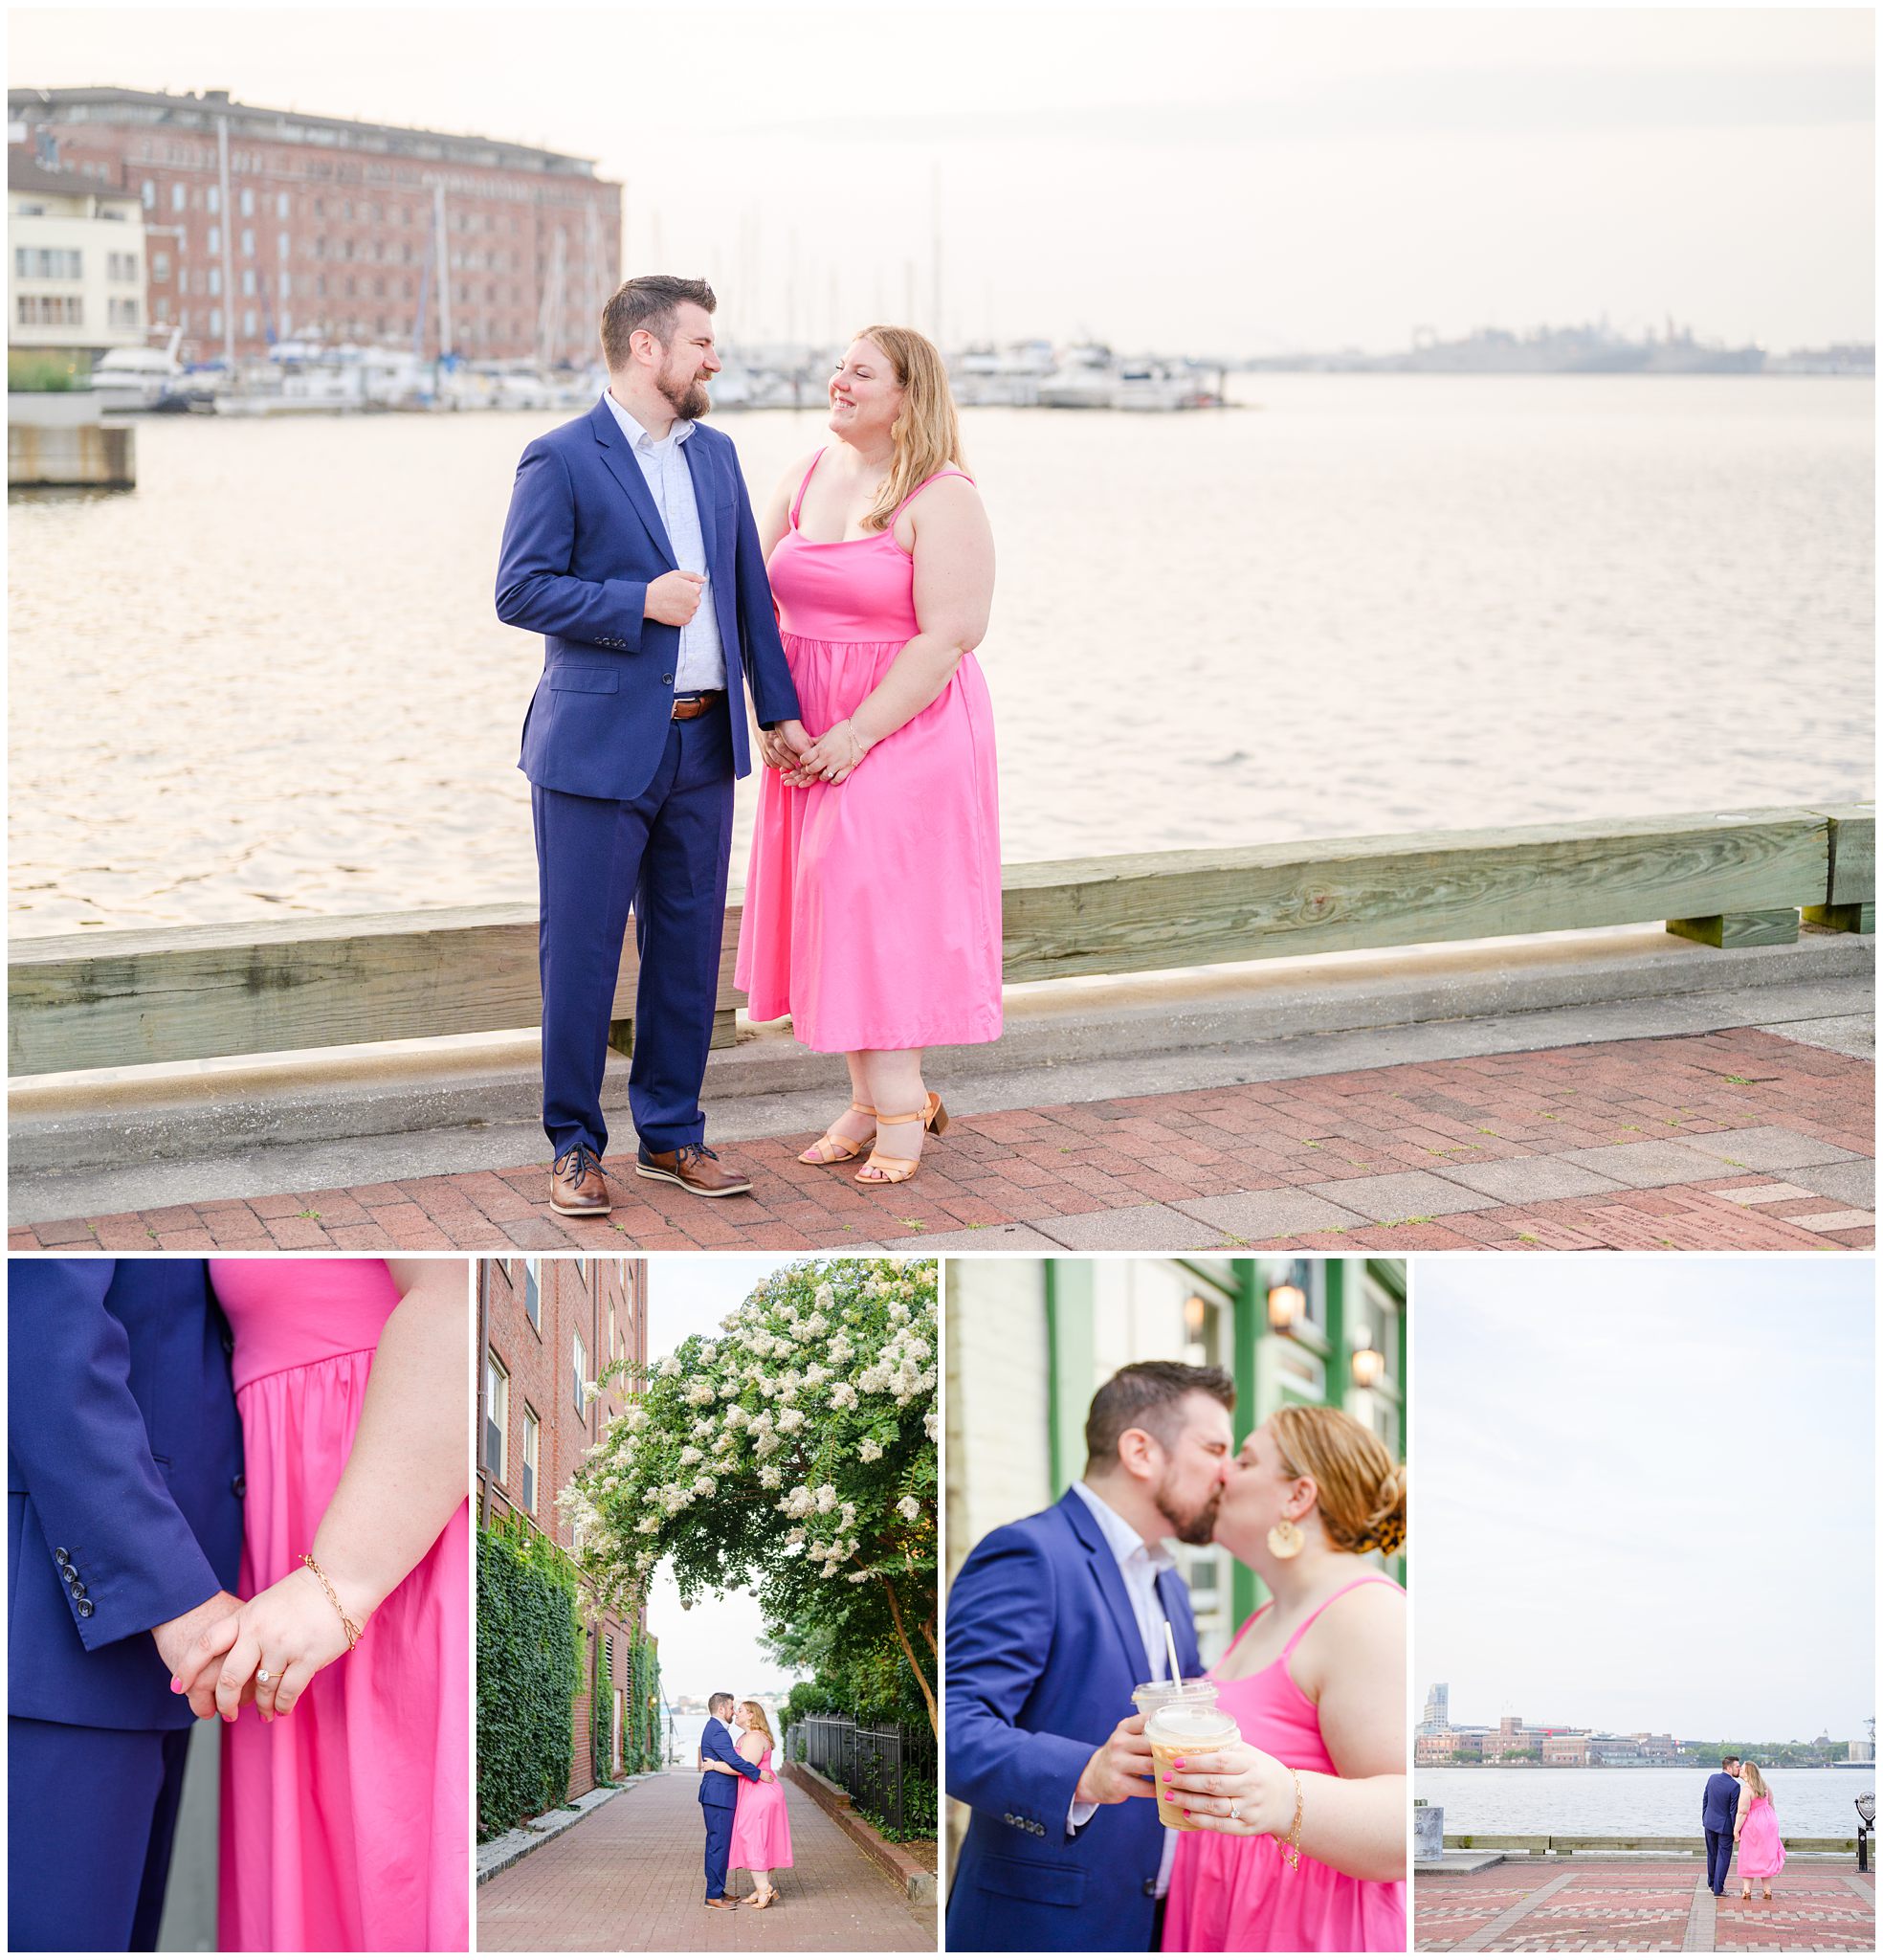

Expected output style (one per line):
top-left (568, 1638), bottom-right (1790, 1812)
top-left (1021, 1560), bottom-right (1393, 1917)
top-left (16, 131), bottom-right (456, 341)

top-left (1268, 1518), bottom-right (1304, 1559)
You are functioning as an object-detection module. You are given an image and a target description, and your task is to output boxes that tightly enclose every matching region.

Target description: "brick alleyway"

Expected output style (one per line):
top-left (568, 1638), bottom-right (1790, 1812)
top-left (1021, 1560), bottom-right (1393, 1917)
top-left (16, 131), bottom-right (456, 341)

top-left (11, 1027), bottom-right (1871, 1254)
top-left (1416, 1859), bottom-right (1875, 1951)
top-left (476, 1769), bottom-right (934, 1952)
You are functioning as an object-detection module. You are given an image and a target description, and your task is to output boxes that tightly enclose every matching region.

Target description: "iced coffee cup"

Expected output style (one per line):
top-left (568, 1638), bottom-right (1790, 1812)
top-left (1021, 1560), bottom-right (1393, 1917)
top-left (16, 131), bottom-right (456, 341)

top-left (1142, 1684), bottom-right (1240, 1831)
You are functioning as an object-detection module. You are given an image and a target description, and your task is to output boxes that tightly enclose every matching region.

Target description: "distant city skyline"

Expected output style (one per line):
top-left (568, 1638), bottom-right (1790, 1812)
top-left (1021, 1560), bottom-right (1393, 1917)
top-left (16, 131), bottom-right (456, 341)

top-left (1422, 1682), bottom-right (1865, 1748)
top-left (1417, 1259), bottom-right (1874, 1741)
top-left (9, 6), bottom-right (1873, 352)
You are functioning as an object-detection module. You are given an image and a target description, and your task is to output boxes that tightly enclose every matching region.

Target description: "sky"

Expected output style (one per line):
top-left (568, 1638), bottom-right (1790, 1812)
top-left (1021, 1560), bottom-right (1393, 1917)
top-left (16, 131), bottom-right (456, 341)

top-left (10, 4), bottom-right (1873, 352)
top-left (642, 1256), bottom-right (806, 1703)
top-left (1415, 1257), bottom-right (1875, 1745)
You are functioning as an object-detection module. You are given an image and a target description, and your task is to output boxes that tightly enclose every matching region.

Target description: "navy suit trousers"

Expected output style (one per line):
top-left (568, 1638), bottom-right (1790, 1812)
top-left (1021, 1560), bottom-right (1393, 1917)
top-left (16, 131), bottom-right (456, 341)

top-left (8, 1717), bottom-right (191, 1951)
top-left (701, 1798), bottom-right (736, 1900)
top-left (1705, 1826), bottom-right (1735, 1894)
top-left (533, 702), bottom-right (734, 1158)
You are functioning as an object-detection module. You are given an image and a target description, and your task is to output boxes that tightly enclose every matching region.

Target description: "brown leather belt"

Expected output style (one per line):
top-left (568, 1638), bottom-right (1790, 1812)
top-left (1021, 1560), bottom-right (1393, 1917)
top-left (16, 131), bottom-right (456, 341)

top-left (671, 690), bottom-right (725, 723)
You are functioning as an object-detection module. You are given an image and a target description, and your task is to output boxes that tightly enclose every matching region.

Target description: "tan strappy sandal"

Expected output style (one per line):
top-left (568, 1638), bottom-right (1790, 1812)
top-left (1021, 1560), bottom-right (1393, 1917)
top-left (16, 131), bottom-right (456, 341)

top-left (853, 1093), bottom-right (948, 1186)
top-left (798, 1102), bottom-right (876, 1166)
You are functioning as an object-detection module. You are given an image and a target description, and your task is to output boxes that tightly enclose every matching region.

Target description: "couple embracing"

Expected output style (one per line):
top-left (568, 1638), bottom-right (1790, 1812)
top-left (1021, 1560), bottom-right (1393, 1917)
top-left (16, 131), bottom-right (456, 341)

top-left (7, 1258), bottom-right (468, 1952)
top-left (497, 275), bottom-right (1000, 1219)
top-left (946, 1363), bottom-right (1407, 1953)
top-left (698, 1692), bottom-right (794, 1910)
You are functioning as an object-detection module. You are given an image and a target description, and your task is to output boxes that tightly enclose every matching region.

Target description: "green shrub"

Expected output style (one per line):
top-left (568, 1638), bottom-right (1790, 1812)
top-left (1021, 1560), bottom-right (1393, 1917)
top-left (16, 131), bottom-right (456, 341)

top-left (476, 1519), bottom-right (581, 1841)
top-left (8, 351), bottom-right (82, 392)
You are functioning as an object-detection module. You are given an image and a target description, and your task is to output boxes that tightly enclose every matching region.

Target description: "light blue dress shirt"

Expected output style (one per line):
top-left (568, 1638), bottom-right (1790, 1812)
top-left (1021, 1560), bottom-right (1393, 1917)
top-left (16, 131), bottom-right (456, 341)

top-left (601, 389), bottom-right (727, 692)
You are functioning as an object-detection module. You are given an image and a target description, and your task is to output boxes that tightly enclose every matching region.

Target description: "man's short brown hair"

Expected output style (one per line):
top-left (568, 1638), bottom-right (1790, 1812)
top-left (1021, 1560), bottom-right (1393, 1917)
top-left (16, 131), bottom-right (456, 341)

top-left (601, 275), bottom-right (717, 370)
top-left (1084, 1361), bottom-right (1235, 1472)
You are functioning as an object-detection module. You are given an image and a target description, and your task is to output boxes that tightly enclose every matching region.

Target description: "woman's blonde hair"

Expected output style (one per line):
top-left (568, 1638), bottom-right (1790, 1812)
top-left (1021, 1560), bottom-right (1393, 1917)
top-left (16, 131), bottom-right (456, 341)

top-left (850, 325), bottom-right (965, 532)
top-left (1270, 1404), bottom-right (1407, 1558)
top-left (739, 1700), bottom-right (776, 1750)
top-left (1739, 1761), bottom-right (1770, 1802)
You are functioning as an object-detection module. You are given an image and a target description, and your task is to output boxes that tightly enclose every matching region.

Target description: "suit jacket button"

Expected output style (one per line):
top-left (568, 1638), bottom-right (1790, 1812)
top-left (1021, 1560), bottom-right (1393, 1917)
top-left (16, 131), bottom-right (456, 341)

top-left (1002, 1813), bottom-right (1013, 1826)
top-left (662, 673), bottom-right (674, 685)
top-left (75, 1599), bottom-right (94, 1618)
top-left (233, 1475), bottom-right (246, 1498)
top-left (55, 1548), bottom-right (69, 1563)
top-left (69, 1580), bottom-right (86, 1599)
top-left (1142, 1880), bottom-right (1157, 1896)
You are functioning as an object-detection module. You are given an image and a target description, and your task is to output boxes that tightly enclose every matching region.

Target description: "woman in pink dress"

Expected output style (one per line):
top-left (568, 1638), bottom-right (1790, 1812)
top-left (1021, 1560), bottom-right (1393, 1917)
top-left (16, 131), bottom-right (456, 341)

top-left (173, 1258), bottom-right (470, 1951)
top-left (1159, 1405), bottom-right (1407, 1952)
top-left (735, 324), bottom-right (1000, 1187)
top-left (718, 1699), bottom-right (795, 1907)
top-left (1734, 1762), bottom-right (1785, 1900)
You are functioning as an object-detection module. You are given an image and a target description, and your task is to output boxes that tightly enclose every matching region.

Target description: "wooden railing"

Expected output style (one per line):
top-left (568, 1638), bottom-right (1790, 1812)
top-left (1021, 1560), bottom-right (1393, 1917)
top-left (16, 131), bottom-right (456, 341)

top-left (9, 803), bottom-right (1872, 1078)
top-left (1440, 1832), bottom-right (1859, 1855)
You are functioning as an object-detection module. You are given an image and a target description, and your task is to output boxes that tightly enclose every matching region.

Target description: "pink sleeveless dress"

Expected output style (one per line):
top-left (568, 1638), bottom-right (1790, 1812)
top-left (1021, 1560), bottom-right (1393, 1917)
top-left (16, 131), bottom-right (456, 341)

top-left (728, 1743), bottom-right (795, 1873)
top-left (1738, 1793), bottom-right (1785, 1879)
top-left (209, 1258), bottom-right (470, 1952)
top-left (1162, 1575), bottom-right (1407, 1954)
top-left (734, 451), bottom-right (1003, 1052)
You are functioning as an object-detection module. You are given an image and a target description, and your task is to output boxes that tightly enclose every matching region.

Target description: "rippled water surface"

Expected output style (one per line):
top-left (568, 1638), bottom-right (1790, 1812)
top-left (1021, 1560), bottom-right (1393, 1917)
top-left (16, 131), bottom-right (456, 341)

top-left (10, 374), bottom-right (1872, 933)
top-left (1417, 1765), bottom-right (1869, 1837)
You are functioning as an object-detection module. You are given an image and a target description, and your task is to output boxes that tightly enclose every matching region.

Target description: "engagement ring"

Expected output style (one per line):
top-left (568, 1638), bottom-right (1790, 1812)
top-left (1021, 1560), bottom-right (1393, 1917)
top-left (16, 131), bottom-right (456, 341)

top-left (257, 1670), bottom-right (274, 1684)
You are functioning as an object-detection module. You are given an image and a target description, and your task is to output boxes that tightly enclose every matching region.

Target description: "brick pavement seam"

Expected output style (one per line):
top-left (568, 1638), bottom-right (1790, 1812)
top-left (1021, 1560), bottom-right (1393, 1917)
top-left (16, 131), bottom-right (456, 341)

top-left (1454, 1867), bottom-right (1581, 1952)
top-left (1682, 1876), bottom-right (1717, 1952)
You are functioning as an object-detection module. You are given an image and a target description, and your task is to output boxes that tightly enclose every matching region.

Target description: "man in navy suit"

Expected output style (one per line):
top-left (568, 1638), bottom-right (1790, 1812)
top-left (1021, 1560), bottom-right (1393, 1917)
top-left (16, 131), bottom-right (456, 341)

top-left (497, 274), bottom-right (805, 1217)
top-left (698, 1690), bottom-right (763, 1906)
top-left (945, 1362), bottom-right (1237, 1952)
top-left (8, 1258), bottom-right (245, 1951)
top-left (1701, 1754), bottom-right (1743, 1896)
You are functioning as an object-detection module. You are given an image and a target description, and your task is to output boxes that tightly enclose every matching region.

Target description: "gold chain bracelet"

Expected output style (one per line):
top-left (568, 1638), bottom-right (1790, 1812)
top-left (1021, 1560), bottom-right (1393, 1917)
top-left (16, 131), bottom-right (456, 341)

top-left (299, 1553), bottom-right (365, 1650)
top-left (1277, 1765), bottom-right (1304, 1872)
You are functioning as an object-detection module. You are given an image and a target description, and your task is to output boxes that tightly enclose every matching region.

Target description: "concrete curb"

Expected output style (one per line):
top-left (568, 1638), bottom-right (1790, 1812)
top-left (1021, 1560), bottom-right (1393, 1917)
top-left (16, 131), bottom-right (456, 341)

top-left (476, 1774), bottom-right (654, 1883)
top-left (781, 1760), bottom-right (939, 1911)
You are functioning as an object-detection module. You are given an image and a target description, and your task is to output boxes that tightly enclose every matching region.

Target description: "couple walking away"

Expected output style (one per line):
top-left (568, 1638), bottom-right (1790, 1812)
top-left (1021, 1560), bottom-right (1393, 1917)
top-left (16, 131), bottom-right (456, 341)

top-left (497, 274), bottom-right (1000, 1219)
top-left (946, 1364), bottom-right (1407, 1953)
top-left (8, 1258), bottom-right (469, 1953)
top-left (698, 1693), bottom-right (794, 1909)
top-left (1702, 1755), bottom-right (1786, 1902)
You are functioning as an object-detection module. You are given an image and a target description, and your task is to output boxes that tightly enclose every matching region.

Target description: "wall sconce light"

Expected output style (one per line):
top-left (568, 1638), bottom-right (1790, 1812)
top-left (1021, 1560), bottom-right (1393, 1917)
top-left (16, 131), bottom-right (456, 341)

top-left (1351, 1324), bottom-right (1385, 1387)
top-left (1267, 1281), bottom-right (1306, 1331)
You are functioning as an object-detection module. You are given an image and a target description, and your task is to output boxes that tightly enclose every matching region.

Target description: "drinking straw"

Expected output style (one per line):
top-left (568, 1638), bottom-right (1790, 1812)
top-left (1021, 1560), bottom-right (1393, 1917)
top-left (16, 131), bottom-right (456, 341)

top-left (1163, 1618), bottom-right (1184, 1688)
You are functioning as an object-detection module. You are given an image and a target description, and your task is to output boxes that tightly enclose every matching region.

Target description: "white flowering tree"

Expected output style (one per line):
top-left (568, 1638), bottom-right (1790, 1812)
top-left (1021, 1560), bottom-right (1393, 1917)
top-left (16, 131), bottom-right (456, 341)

top-left (561, 1258), bottom-right (939, 1732)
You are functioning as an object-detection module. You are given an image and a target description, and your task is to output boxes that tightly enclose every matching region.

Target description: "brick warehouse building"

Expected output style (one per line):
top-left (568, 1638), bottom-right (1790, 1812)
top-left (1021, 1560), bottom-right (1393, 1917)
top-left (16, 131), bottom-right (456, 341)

top-left (8, 86), bottom-right (620, 364)
top-left (479, 1257), bottom-right (648, 1804)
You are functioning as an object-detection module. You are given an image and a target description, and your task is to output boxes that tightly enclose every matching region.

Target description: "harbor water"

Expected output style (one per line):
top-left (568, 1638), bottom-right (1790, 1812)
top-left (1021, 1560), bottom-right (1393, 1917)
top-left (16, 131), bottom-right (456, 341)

top-left (9, 374), bottom-right (1872, 934)
top-left (1417, 1765), bottom-right (1872, 1838)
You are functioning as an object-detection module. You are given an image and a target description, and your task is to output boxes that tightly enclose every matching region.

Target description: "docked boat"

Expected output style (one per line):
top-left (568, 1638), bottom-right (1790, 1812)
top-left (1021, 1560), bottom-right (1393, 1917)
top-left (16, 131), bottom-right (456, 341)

top-left (1037, 343), bottom-right (1119, 409)
top-left (88, 328), bottom-right (183, 413)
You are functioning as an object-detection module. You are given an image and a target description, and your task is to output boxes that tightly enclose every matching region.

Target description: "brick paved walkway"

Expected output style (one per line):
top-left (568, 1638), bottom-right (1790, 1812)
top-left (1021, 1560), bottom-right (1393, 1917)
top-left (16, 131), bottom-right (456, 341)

top-left (1416, 1859), bottom-right (1875, 1951)
top-left (476, 1768), bottom-right (934, 1952)
top-left (11, 1028), bottom-right (1871, 1253)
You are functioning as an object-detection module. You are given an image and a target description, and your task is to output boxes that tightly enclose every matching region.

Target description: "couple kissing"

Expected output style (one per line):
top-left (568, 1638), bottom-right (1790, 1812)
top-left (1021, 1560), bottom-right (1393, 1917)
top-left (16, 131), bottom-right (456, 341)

top-left (497, 274), bottom-right (1000, 1221)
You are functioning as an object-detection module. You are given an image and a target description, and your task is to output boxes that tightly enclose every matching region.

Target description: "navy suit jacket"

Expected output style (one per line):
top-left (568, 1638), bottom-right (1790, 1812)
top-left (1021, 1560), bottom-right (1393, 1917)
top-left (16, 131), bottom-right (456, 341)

top-left (497, 397), bottom-right (801, 803)
top-left (7, 1258), bottom-right (243, 1731)
top-left (944, 1490), bottom-right (1201, 1953)
top-left (1702, 1771), bottom-right (1743, 1831)
top-left (698, 1718), bottom-right (761, 1809)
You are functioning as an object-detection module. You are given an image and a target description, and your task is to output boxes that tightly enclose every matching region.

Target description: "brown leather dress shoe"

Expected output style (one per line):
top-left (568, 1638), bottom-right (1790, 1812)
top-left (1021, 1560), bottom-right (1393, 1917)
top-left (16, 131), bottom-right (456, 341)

top-left (633, 1142), bottom-right (753, 1198)
top-left (550, 1144), bottom-right (611, 1215)
top-left (702, 1896), bottom-right (739, 1909)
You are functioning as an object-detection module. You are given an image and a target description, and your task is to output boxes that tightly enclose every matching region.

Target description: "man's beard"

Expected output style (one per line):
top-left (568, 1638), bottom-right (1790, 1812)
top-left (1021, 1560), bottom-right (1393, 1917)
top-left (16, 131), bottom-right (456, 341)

top-left (659, 365), bottom-right (710, 420)
top-left (1156, 1472), bottom-right (1223, 1547)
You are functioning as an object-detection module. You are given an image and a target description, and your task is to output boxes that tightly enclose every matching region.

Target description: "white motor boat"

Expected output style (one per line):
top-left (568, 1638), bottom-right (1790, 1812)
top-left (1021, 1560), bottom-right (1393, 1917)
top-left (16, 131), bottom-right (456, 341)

top-left (88, 329), bottom-right (184, 413)
top-left (1037, 344), bottom-right (1119, 409)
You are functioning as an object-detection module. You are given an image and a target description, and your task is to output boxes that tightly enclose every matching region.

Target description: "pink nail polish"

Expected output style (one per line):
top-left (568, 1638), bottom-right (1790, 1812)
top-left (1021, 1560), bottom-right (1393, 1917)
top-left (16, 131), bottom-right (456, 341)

top-left (169, 1677), bottom-right (181, 1692)
top-left (1173, 1758), bottom-right (1186, 1770)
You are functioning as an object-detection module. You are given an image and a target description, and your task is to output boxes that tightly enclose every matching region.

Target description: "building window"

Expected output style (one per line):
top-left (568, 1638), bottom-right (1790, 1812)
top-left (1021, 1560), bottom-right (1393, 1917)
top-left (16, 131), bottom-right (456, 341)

top-left (109, 297), bottom-right (141, 328)
top-left (172, 182), bottom-right (187, 212)
top-left (208, 268), bottom-right (221, 296)
top-left (279, 272), bottom-right (291, 299)
top-left (16, 295), bottom-right (85, 326)
top-left (240, 228), bottom-right (255, 257)
top-left (573, 1333), bottom-right (587, 1415)
top-left (242, 308), bottom-right (256, 336)
top-left (240, 269), bottom-right (255, 297)
top-left (277, 230), bottom-right (290, 261)
top-left (277, 190), bottom-right (290, 219)
top-left (239, 187), bottom-right (254, 216)
top-left (524, 1258), bottom-right (541, 1330)
top-left (141, 179), bottom-right (155, 209)
top-left (14, 248), bottom-right (84, 279)
top-left (152, 253), bottom-right (170, 280)
top-left (208, 225), bottom-right (220, 255)
top-left (207, 186), bottom-right (220, 214)
top-left (107, 252), bottom-right (139, 283)
top-left (178, 268), bottom-right (188, 295)
top-left (521, 1406), bottom-right (540, 1514)
top-left (210, 306), bottom-right (222, 335)
top-left (484, 1350), bottom-right (509, 1480)
top-left (154, 296), bottom-right (170, 323)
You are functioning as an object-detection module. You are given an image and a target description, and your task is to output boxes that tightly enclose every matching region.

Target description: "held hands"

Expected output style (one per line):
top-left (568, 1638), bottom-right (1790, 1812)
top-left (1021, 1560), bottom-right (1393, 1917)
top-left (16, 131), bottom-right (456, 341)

top-left (786, 717), bottom-right (873, 787)
top-left (170, 1563), bottom-right (364, 1724)
top-left (151, 1588), bottom-right (246, 1686)
top-left (1158, 1737), bottom-right (1294, 1837)
top-left (645, 568), bottom-right (706, 626)
top-left (758, 718), bottom-right (810, 772)
top-left (1075, 1711), bottom-right (1159, 1807)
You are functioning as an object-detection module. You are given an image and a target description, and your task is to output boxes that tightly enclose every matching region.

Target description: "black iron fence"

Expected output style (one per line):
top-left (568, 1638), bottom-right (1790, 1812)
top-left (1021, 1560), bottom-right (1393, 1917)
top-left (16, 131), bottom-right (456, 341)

top-left (786, 1711), bottom-right (938, 1836)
